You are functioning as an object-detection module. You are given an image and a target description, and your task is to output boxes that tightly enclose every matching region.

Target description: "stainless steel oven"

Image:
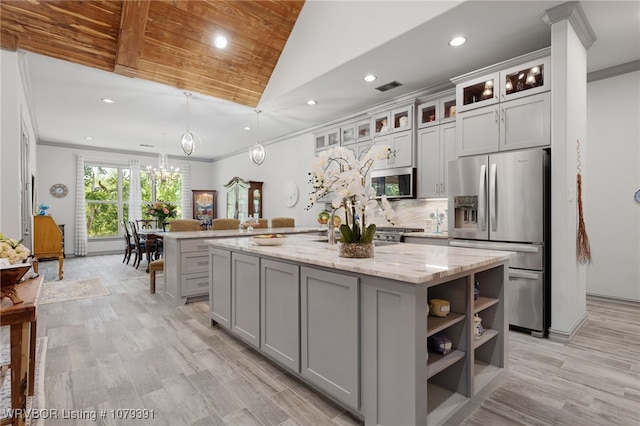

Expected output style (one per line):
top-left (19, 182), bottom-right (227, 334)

top-left (370, 167), bottom-right (416, 200)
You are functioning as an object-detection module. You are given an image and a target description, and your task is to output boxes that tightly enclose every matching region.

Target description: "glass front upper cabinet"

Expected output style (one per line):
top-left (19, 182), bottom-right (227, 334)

top-left (356, 119), bottom-right (372, 142)
top-left (456, 71), bottom-right (500, 113)
top-left (418, 93), bottom-right (456, 128)
top-left (373, 111), bottom-right (391, 135)
top-left (341, 123), bottom-right (356, 145)
top-left (500, 56), bottom-right (550, 102)
top-left (391, 105), bottom-right (413, 132)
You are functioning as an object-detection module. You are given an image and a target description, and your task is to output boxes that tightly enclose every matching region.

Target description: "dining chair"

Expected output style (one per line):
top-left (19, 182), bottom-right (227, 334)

top-left (121, 221), bottom-right (135, 265)
top-left (148, 219), bottom-right (201, 293)
top-left (271, 217), bottom-right (295, 228)
top-left (254, 218), bottom-right (268, 228)
top-left (212, 218), bottom-right (241, 230)
top-left (166, 219), bottom-right (201, 232)
top-left (136, 219), bottom-right (156, 230)
top-left (129, 221), bottom-right (155, 269)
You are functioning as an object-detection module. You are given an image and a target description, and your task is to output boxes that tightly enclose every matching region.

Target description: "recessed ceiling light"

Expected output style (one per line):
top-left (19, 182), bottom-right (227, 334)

top-left (363, 74), bottom-right (377, 82)
top-left (244, 126), bottom-right (251, 131)
top-left (449, 36), bottom-right (466, 47)
top-left (85, 136), bottom-right (93, 141)
top-left (306, 99), bottom-right (317, 105)
top-left (214, 35), bottom-right (228, 49)
top-left (101, 98), bottom-right (115, 104)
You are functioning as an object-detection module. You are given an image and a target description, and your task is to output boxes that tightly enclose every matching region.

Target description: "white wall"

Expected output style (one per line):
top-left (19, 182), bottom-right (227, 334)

top-left (36, 144), bottom-right (213, 255)
top-left (1, 50), bottom-right (37, 244)
top-left (585, 70), bottom-right (640, 301)
top-left (211, 133), bottom-right (323, 227)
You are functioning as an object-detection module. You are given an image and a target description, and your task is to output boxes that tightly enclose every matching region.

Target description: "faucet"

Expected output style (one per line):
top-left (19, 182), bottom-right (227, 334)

top-left (328, 210), bottom-right (337, 245)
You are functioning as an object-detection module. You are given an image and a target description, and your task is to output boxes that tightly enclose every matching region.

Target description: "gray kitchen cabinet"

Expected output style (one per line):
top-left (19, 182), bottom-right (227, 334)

top-left (260, 259), bottom-right (300, 372)
top-left (356, 118), bottom-right (372, 143)
top-left (417, 121), bottom-right (456, 198)
top-left (455, 104), bottom-right (500, 156)
top-left (210, 247), bottom-right (231, 328)
top-left (314, 126), bottom-right (341, 152)
top-left (231, 252), bottom-right (260, 348)
top-left (300, 267), bottom-right (359, 410)
top-left (373, 130), bottom-right (414, 170)
top-left (417, 91), bottom-right (457, 128)
top-left (164, 237), bottom-right (210, 304)
top-left (456, 92), bottom-right (550, 156)
top-left (455, 50), bottom-right (549, 113)
top-left (499, 92), bottom-right (550, 151)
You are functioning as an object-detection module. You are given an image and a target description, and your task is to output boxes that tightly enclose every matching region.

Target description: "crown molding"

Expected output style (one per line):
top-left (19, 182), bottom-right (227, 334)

top-left (540, 1), bottom-right (596, 50)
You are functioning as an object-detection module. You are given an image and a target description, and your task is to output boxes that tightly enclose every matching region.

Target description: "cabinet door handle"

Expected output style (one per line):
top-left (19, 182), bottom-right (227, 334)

top-left (501, 107), bottom-right (505, 122)
top-left (495, 109), bottom-right (499, 124)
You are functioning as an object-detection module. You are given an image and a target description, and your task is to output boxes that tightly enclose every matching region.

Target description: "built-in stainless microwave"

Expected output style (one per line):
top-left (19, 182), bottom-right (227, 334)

top-left (370, 167), bottom-right (416, 199)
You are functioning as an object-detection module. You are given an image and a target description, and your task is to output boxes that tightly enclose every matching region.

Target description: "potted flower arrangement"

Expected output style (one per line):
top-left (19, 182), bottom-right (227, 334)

top-left (144, 200), bottom-right (178, 225)
top-left (308, 145), bottom-right (395, 258)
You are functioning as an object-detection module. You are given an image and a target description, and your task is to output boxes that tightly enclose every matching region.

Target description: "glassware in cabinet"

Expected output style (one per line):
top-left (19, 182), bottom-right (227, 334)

top-left (456, 71), bottom-right (500, 113)
top-left (500, 56), bottom-right (550, 102)
top-left (373, 111), bottom-right (391, 135)
top-left (356, 119), bottom-right (372, 142)
top-left (391, 105), bottom-right (413, 132)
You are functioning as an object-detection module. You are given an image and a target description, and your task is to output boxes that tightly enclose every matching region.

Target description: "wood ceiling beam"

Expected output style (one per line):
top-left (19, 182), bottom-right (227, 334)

top-left (0, 29), bottom-right (18, 51)
top-left (114, 0), bottom-right (150, 78)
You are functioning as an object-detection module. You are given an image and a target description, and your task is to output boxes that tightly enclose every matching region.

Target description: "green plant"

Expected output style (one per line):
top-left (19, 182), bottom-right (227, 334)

top-left (307, 145), bottom-right (395, 243)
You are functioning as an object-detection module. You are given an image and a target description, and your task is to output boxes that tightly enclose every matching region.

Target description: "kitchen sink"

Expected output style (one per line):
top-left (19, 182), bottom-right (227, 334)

top-left (308, 238), bottom-right (398, 246)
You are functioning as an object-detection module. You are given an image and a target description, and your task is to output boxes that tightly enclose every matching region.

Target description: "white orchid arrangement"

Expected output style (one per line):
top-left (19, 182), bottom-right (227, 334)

top-left (307, 145), bottom-right (395, 243)
top-left (0, 232), bottom-right (31, 264)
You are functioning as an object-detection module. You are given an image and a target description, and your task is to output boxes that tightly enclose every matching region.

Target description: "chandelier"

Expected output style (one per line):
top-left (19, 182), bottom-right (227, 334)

top-left (145, 152), bottom-right (180, 184)
top-left (249, 109), bottom-right (266, 165)
top-left (180, 92), bottom-right (201, 156)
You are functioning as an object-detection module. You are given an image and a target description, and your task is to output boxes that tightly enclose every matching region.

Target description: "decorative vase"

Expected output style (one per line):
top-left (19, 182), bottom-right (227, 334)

top-left (337, 242), bottom-right (374, 258)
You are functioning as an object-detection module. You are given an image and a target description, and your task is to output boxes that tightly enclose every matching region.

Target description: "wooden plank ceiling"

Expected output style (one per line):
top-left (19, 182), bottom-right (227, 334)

top-left (0, 0), bottom-right (305, 107)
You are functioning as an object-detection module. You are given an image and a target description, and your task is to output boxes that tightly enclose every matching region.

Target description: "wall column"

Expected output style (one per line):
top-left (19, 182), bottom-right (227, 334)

top-left (541, 2), bottom-right (596, 342)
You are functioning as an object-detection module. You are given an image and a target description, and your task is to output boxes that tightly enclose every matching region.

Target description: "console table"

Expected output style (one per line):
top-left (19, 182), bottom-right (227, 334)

top-left (0, 275), bottom-right (43, 426)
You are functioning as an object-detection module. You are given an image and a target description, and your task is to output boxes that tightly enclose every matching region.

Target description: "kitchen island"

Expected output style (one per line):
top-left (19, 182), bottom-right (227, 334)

top-left (159, 227), bottom-right (322, 304)
top-left (206, 234), bottom-right (513, 425)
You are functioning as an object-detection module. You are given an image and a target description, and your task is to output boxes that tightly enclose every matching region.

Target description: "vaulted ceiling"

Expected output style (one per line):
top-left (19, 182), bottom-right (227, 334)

top-left (0, 0), bottom-right (304, 108)
top-left (1, 1), bottom-right (638, 161)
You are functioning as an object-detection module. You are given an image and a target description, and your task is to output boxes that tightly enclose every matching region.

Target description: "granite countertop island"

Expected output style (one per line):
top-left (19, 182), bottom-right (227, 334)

top-left (158, 226), bottom-right (322, 240)
top-left (205, 233), bottom-right (513, 425)
top-left (160, 227), bottom-right (323, 305)
top-left (205, 232), bottom-right (511, 284)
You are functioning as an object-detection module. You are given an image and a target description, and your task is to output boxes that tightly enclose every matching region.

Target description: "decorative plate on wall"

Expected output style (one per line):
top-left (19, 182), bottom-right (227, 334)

top-left (50, 183), bottom-right (68, 198)
top-left (282, 181), bottom-right (299, 208)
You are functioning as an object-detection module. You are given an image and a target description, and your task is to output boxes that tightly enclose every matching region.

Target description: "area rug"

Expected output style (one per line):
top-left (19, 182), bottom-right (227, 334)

top-left (0, 336), bottom-right (48, 426)
top-left (40, 277), bottom-right (110, 304)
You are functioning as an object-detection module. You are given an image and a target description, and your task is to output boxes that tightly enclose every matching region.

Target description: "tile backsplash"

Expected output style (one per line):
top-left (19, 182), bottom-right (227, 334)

top-left (369, 198), bottom-right (448, 233)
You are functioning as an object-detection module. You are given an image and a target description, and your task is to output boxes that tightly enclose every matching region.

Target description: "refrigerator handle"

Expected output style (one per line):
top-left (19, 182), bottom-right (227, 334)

top-left (509, 270), bottom-right (540, 280)
top-left (490, 162), bottom-right (497, 232)
top-left (478, 164), bottom-right (486, 231)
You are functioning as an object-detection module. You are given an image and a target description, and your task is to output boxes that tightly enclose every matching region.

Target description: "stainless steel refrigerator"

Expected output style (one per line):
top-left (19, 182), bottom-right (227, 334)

top-left (448, 148), bottom-right (550, 337)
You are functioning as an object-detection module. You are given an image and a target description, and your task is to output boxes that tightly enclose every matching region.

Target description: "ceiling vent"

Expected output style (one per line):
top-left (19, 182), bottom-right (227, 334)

top-left (375, 81), bottom-right (402, 92)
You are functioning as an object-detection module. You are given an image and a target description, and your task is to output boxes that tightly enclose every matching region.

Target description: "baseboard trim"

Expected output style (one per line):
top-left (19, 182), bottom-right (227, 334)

top-left (587, 293), bottom-right (640, 306)
top-left (547, 311), bottom-right (588, 344)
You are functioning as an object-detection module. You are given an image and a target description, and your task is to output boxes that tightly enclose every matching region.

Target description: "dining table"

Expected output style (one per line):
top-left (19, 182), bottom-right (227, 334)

top-left (137, 228), bottom-right (165, 272)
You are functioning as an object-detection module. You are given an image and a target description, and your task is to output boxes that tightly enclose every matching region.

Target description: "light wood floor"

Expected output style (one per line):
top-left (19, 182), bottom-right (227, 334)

top-left (33, 255), bottom-right (639, 425)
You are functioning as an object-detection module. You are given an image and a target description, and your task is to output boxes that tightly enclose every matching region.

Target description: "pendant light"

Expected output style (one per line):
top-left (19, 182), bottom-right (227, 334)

top-left (181, 92), bottom-right (195, 155)
top-left (249, 109), bottom-right (266, 165)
